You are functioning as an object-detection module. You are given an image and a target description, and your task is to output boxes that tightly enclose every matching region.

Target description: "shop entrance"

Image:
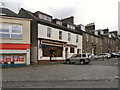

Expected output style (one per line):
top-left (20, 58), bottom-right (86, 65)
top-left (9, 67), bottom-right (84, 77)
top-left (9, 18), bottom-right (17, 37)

top-left (50, 50), bottom-right (56, 62)
top-left (65, 48), bottom-right (68, 59)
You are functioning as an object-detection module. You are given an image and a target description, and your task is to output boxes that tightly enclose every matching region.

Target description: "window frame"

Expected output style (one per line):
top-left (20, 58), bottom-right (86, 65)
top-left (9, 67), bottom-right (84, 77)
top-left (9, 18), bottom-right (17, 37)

top-left (76, 34), bottom-right (78, 43)
top-left (59, 31), bottom-right (62, 40)
top-left (68, 33), bottom-right (71, 41)
top-left (0, 24), bottom-right (22, 39)
top-left (47, 28), bottom-right (51, 38)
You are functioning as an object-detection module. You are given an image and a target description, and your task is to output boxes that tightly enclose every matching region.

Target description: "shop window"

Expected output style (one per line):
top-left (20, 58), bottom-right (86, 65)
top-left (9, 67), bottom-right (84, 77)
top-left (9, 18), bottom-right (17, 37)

top-left (42, 45), bottom-right (63, 57)
top-left (57, 47), bottom-right (63, 57)
top-left (13, 55), bottom-right (18, 61)
top-left (43, 45), bottom-right (50, 57)
top-left (6, 55), bottom-right (11, 62)
top-left (0, 55), bottom-right (4, 62)
top-left (19, 55), bottom-right (24, 62)
top-left (70, 47), bottom-right (74, 53)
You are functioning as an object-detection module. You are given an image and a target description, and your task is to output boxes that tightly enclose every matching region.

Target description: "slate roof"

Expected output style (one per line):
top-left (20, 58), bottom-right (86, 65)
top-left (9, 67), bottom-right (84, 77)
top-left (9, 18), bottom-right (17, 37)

top-left (18, 8), bottom-right (83, 35)
top-left (0, 8), bottom-right (18, 17)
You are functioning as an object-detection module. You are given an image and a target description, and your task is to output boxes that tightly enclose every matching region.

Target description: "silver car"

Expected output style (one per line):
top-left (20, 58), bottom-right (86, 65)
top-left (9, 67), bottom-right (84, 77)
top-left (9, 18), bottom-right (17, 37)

top-left (66, 53), bottom-right (91, 65)
top-left (97, 53), bottom-right (111, 59)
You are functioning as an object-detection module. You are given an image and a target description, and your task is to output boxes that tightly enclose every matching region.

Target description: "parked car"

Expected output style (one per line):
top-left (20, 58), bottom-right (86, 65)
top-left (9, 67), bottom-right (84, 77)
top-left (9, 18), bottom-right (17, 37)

top-left (97, 53), bottom-right (111, 59)
top-left (111, 52), bottom-right (120, 58)
top-left (92, 55), bottom-right (100, 60)
top-left (66, 53), bottom-right (91, 65)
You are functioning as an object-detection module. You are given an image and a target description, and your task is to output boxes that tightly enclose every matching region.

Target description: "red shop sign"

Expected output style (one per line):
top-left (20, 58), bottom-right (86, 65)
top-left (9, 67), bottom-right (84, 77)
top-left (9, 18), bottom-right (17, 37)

top-left (0, 56), bottom-right (4, 62)
top-left (6, 56), bottom-right (11, 62)
top-left (13, 55), bottom-right (18, 61)
top-left (19, 55), bottom-right (24, 62)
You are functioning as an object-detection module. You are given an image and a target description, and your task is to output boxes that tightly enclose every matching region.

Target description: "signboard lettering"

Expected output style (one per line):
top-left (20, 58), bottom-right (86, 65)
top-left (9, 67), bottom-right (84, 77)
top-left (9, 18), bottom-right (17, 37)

top-left (6, 56), bottom-right (11, 62)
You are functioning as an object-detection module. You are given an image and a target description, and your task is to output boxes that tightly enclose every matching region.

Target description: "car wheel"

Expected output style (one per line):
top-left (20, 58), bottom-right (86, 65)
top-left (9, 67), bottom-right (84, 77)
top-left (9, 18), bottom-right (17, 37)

top-left (72, 62), bottom-right (75, 64)
top-left (66, 60), bottom-right (70, 64)
top-left (86, 62), bottom-right (89, 64)
top-left (80, 60), bottom-right (85, 65)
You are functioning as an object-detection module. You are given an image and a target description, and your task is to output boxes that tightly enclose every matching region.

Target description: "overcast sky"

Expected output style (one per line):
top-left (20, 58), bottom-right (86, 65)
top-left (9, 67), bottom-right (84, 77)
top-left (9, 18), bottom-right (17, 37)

top-left (0, 0), bottom-right (120, 32)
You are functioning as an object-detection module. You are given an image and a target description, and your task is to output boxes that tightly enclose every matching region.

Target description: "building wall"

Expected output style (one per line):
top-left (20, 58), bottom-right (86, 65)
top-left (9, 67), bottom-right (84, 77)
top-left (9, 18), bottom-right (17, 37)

top-left (37, 23), bottom-right (82, 63)
top-left (82, 32), bottom-right (102, 55)
top-left (83, 31), bottom-right (119, 55)
top-left (0, 16), bottom-right (31, 66)
top-left (0, 16), bottom-right (30, 44)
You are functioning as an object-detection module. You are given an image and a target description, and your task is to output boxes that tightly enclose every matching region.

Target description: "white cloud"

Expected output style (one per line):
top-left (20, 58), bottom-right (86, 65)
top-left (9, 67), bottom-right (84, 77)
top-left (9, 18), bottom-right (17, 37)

top-left (0, 0), bottom-right (119, 31)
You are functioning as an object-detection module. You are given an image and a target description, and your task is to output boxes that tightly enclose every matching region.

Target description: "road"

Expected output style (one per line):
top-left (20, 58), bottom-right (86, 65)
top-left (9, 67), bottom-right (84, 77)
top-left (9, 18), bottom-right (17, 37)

top-left (2, 58), bottom-right (119, 88)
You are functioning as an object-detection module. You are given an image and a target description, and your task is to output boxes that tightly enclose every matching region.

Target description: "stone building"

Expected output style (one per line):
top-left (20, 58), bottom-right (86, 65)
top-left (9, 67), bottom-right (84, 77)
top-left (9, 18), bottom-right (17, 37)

top-left (79, 23), bottom-right (119, 55)
top-left (82, 31), bottom-right (103, 55)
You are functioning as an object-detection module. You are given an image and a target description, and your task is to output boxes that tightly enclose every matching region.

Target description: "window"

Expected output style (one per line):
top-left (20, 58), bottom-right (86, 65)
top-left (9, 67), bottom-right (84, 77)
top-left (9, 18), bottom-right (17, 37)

top-left (47, 28), bottom-right (51, 38)
top-left (76, 35), bottom-right (78, 43)
top-left (67, 24), bottom-right (75, 29)
top-left (0, 24), bottom-right (22, 39)
top-left (47, 17), bottom-right (51, 22)
top-left (70, 47), bottom-right (74, 53)
top-left (67, 24), bottom-right (70, 28)
top-left (39, 14), bottom-right (44, 19)
top-left (0, 24), bottom-right (9, 33)
top-left (91, 36), bottom-right (93, 43)
top-left (59, 31), bottom-right (62, 40)
top-left (68, 33), bottom-right (71, 41)
top-left (72, 26), bottom-right (75, 29)
top-left (11, 25), bottom-right (22, 39)
top-left (43, 45), bottom-right (50, 57)
top-left (0, 24), bottom-right (10, 38)
top-left (42, 45), bottom-right (63, 57)
top-left (57, 47), bottom-right (63, 57)
top-left (86, 34), bottom-right (88, 42)
top-left (56, 21), bottom-right (62, 25)
top-left (96, 38), bottom-right (98, 43)
top-left (44, 15), bottom-right (47, 20)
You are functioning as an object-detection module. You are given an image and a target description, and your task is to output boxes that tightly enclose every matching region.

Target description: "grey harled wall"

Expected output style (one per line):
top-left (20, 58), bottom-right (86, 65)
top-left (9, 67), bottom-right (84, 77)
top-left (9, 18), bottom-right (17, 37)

top-left (30, 46), bottom-right (38, 63)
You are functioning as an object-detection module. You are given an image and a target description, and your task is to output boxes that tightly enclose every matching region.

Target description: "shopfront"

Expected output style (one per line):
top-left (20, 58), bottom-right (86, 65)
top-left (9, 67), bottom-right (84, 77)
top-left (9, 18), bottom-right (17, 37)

top-left (38, 40), bottom-right (65, 64)
top-left (0, 44), bottom-right (30, 67)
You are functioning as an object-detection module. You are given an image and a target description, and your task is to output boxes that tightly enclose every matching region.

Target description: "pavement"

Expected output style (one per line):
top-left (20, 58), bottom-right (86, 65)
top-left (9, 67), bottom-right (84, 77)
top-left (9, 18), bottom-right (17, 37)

top-left (2, 57), bottom-right (119, 88)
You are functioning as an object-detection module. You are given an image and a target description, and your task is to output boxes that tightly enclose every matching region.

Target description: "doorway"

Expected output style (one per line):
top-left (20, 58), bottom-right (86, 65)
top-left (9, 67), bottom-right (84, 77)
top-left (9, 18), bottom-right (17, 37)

top-left (65, 48), bottom-right (68, 59)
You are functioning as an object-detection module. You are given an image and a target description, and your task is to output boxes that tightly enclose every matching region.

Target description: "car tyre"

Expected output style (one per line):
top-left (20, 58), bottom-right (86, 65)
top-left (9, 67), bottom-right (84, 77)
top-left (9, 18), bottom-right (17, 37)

top-left (66, 60), bottom-right (70, 64)
top-left (80, 60), bottom-right (85, 65)
top-left (86, 62), bottom-right (89, 64)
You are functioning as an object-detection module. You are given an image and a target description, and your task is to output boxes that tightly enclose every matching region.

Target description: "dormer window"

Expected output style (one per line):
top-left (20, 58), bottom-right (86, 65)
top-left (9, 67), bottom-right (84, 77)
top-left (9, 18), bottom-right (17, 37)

top-left (39, 14), bottom-right (44, 19)
top-left (37, 12), bottom-right (52, 22)
top-left (56, 21), bottom-right (62, 25)
top-left (44, 15), bottom-right (47, 20)
top-left (47, 17), bottom-right (52, 22)
top-left (67, 24), bottom-right (75, 30)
